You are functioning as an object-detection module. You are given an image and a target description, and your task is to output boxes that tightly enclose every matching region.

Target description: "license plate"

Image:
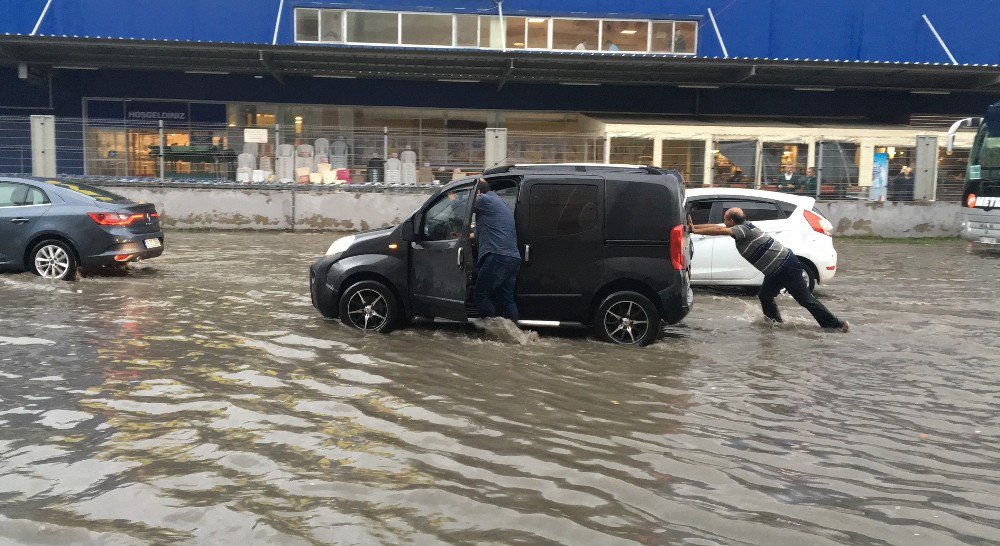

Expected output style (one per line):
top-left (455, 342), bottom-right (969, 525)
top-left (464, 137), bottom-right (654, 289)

top-left (144, 238), bottom-right (162, 249)
top-left (977, 237), bottom-right (998, 245)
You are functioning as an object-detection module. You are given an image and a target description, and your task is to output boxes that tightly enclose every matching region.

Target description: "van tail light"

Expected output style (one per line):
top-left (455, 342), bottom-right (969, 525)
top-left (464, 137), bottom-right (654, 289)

top-left (88, 212), bottom-right (145, 226)
top-left (670, 224), bottom-right (686, 270)
top-left (803, 210), bottom-right (832, 236)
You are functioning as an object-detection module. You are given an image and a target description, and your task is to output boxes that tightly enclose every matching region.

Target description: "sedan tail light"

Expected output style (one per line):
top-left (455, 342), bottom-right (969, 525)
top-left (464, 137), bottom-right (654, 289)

top-left (88, 212), bottom-right (147, 226)
top-left (670, 224), bottom-right (686, 270)
top-left (803, 210), bottom-right (832, 236)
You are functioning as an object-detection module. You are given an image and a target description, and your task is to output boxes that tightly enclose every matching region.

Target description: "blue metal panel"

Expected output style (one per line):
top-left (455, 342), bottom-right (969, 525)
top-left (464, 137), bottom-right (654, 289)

top-left (3, 0), bottom-right (1000, 65)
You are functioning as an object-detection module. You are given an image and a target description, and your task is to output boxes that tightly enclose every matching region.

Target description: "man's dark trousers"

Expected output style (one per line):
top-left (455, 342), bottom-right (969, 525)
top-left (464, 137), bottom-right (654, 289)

top-left (475, 253), bottom-right (521, 321)
top-left (758, 253), bottom-right (842, 328)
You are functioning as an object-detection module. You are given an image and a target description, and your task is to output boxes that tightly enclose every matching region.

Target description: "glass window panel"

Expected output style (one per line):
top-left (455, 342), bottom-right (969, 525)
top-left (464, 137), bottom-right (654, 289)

top-left (319, 10), bottom-right (343, 42)
top-left (295, 9), bottom-right (319, 42)
top-left (455, 15), bottom-right (478, 47)
top-left (528, 185), bottom-right (600, 237)
top-left (552, 19), bottom-right (599, 50)
top-left (505, 17), bottom-right (526, 49)
top-left (479, 16), bottom-right (502, 48)
top-left (526, 17), bottom-right (548, 48)
top-left (346, 11), bottom-right (399, 44)
top-left (601, 20), bottom-right (648, 52)
top-left (401, 13), bottom-right (452, 46)
top-left (650, 22), bottom-right (674, 52)
top-left (674, 21), bottom-right (697, 53)
top-left (601, 21), bottom-right (649, 52)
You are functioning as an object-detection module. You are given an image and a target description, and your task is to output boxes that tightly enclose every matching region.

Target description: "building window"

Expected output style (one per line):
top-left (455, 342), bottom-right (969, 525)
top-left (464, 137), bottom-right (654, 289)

top-left (674, 21), bottom-right (697, 54)
top-left (601, 20), bottom-right (648, 52)
top-left (455, 15), bottom-right (479, 47)
top-left (401, 13), bottom-right (452, 46)
top-left (295, 9), bottom-right (697, 55)
top-left (295, 9), bottom-right (320, 42)
top-left (552, 19), bottom-right (599, 50)
top-left (319, 10), bottom-right (344, 43)
top-left (526, 17), bottom-right (549, 49)
top-left (346, 11), bottom-right (399, 44)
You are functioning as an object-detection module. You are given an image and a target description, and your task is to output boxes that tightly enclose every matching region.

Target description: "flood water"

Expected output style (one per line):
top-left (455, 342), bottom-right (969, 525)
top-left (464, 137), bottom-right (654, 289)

top-left (1, 232), bottom-right (998, 544)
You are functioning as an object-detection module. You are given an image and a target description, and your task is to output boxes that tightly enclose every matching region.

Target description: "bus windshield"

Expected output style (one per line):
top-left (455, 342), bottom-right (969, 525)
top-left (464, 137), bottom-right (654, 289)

top-left (967, 124), bottom-right (1000, 199)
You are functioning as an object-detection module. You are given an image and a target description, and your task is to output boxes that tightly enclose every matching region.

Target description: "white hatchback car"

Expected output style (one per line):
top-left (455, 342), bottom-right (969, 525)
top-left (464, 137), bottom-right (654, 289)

top-left (685, 188), bottom-right (837, 291)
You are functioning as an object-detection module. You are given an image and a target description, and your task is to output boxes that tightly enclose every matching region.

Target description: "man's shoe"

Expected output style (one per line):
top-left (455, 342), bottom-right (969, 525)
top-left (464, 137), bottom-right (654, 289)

top-left (839, 321), bottom-right (850, 333)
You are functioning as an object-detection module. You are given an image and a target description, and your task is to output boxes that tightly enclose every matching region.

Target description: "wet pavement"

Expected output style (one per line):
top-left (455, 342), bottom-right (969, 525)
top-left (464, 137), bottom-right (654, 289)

top-left (1, 232), bottom-right (999, 544)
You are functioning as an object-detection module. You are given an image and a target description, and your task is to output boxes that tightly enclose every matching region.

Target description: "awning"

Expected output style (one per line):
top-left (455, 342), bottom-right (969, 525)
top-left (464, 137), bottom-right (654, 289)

top-left (2, 34), bottom-right (1000, 92)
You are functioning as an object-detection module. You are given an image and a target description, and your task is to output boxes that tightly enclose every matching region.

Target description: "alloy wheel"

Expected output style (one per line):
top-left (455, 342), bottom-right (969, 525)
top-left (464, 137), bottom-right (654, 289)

top-left (34, 245), bottom-right (71, 279)
top-left (346, 288), bottom-right (389, 331)
top-left (603, 300), bottom-right (650, 344)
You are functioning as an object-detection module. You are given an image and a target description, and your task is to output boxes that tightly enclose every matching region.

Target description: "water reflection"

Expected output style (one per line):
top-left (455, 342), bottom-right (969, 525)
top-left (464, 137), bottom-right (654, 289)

top-left (0, 234), bottom-right (998, 543)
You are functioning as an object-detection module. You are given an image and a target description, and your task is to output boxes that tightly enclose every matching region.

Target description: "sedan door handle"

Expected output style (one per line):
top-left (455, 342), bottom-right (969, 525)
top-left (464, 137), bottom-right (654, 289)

top-left (457, 246), bottom-right (464, 269)
top-left (10, 218), bottom-right (30, 224)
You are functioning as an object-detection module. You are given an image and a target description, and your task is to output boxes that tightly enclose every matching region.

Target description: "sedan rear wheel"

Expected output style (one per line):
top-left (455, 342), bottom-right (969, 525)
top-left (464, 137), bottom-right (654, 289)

top-left (31, 240), bottom-right (77, 281)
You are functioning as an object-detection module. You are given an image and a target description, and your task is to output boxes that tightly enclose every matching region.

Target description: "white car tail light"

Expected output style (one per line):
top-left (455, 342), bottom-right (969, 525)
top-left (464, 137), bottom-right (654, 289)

top-left (803, 210), bottom-right (832, 236)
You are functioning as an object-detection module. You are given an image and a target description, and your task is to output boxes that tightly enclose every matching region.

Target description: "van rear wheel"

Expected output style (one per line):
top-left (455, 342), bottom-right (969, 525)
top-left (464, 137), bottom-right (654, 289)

top-left (593, 291), bottom-right (661, 347)
top-left (339, 280), bottom-right (399, 334)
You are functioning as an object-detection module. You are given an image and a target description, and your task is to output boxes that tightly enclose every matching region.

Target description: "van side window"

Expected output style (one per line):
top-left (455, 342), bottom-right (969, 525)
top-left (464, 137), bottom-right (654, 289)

top-left (721, 200), bottom-right (788, 221)
top-left (529, 184), bottom-right (599, 236)
top-left (422, 188), bottom-right (471, 241)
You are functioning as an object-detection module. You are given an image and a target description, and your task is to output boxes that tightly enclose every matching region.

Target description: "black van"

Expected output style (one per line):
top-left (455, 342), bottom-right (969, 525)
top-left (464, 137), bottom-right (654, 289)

top-left (309, 164), bottom-right (692, 346)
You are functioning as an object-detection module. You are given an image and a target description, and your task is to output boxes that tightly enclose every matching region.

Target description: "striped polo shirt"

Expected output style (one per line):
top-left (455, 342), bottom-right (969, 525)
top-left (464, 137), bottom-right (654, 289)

top-left (730, 222), bottom-right (790, 276)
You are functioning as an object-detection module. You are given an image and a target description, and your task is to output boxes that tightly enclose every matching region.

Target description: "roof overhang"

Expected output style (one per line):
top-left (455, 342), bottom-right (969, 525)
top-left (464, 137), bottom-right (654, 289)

top-left (3, 35), bottom-right (1000, 92)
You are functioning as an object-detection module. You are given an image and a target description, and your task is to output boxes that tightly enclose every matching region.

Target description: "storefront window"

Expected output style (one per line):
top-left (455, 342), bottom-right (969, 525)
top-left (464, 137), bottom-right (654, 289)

top-left (505, 17), bottom-right (527, 49)
top-left (661, 140), bottom-right (706, 185)
top-left (601, 20), bottom-right (648, 52)
top-left (609, 138), bottom-right (653, 165)
top-left (552, 19), bottom-right (599, 50)
top-left (714, 141), bottom-right (756, 187)
top-left (319, 10), bottom-right (344, 42)
top-left (479, 16), bottom-right (528, 49)
top-left (455, 15), bottom-right (478, 47)
top-left (295, 9), bottom-right (320, 42)
top-left (761, 143), bottom-right (808, 186)
top-left (401, 13), bottom-right (452, 46)
top-left (347, 11), bottom-right (399, 44)
top-left (526, 18), bottom-right (549, 48)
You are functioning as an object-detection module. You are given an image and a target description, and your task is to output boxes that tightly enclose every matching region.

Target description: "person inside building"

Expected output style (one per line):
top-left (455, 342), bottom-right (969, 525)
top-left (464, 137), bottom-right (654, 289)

top-left (472, 179), bottom-right (522, 321)
top-left (794, 166), bottom-right (818, 196)
top-left (604, 40), bottom-right (620, 51)
top-left (887, 165), bottom-right (915, 201)
top-left (688, 207), bottom-right (850, 332)
top-left (778, 164), bottom-right (800, 192)
top-left (574, 39), bottom-right (589, 50)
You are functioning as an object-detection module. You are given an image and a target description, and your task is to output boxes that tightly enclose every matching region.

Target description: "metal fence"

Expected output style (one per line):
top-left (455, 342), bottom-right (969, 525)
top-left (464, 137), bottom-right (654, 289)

top-left (0, 115), bottom-right (973, 202)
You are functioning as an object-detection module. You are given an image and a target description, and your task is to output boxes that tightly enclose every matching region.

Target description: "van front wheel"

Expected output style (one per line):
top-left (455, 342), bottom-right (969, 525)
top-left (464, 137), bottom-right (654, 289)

top-left (593, 291), bottom-right (661, 347)
top-left (339, 280), bottom-right (400, 333)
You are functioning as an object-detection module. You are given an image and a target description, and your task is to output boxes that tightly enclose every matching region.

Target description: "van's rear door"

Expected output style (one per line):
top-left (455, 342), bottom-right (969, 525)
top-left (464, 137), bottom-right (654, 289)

top-left (517, 175), bottom-right (604, 321)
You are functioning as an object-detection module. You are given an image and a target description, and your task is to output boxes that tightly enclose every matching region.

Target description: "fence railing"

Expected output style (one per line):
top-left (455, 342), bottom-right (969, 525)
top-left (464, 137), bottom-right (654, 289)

top-left (0, 115), bottom-right (971, 201)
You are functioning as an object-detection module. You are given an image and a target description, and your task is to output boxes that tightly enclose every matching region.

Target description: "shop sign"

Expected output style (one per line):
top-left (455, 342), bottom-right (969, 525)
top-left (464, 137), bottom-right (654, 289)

top-left (191, 130), bottom-right (214, 147)
top-left (124, 101), bottom-right (189, 123)
top-left (244, 128), bottom-right (269, 143)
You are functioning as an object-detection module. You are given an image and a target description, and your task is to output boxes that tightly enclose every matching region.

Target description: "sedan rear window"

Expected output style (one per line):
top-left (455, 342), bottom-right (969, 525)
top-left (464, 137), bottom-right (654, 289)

top-left (47, 181), bottom-right (126, 203)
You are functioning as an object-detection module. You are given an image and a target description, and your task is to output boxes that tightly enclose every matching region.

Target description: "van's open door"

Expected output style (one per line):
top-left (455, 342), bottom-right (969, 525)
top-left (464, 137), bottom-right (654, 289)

top-left (409, 185), bottom-right (476, 321)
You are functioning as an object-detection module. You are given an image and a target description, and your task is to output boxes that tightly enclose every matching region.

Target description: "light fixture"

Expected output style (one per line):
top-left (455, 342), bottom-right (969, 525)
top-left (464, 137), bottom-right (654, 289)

top-left (910, 89), bottom-right (950, 95)
top-left (620, 29), bottom-right (638, 35)
top-left (528, 18), bottom-right (546, 23)
top-left (184, 70), bottom-right (229, 75)
top-left (793, 86), bottom-right (835, 92)
top-left (678, 84), bottom-right (720, 89)
top-left (53, 65), bottom-right (98, 70)
top-left (559, 82), bottom-right (601, 86)
top-left (254, 75), bottom-right (264, 79)
top-left (513, 42), bottom-right (524, 46)
top-left (294, 116), bottom-right (303, 124)
top-left (437, 78), bottom-right (480, 83)
top-left (313, 74), bottom-right (356, 79)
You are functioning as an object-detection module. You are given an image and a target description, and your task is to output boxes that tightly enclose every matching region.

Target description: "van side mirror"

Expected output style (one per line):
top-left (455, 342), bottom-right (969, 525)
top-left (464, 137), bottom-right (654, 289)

top-left (400, 219), bottom-right (415, 242)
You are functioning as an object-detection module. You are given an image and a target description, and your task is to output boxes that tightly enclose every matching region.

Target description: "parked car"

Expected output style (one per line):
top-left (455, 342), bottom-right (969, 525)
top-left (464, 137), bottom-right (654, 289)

top-left (0, 177), bottom-right (164, 280)
top-left (311, 164), bottom-right (693, 346)
top-left (685, 188), bottom-right (836, 291)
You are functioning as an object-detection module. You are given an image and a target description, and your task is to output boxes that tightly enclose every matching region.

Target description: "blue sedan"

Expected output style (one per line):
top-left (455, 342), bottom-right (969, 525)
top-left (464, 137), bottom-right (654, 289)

top-left (0, 177), bottom-right (164, 280)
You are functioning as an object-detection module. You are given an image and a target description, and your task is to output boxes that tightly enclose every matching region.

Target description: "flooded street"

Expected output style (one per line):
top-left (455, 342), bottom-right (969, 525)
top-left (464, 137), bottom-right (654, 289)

top-left (1, 232), bottom-right (998, 544)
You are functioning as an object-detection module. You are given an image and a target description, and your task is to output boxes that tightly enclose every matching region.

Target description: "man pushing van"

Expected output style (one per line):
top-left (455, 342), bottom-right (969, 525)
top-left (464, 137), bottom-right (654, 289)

top-left (688, 207), bottom-right (849, 332)
top-left (472, 179), bottom-right (522, 321)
